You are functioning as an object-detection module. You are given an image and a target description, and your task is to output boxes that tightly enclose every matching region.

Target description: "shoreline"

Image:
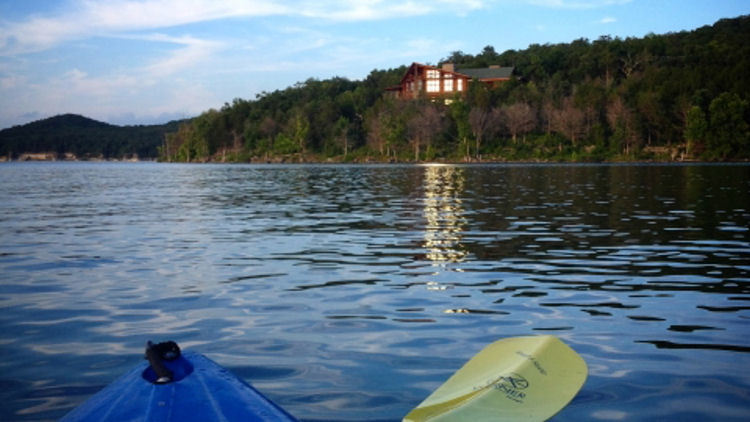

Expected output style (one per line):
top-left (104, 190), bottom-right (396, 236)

top-left (1, 152), bottom-right (151, 163)
top-left (3, 154), bottom-right (745, 165)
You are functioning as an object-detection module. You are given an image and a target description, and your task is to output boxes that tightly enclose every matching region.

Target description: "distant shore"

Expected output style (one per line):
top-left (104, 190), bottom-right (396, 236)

top-left (1, 152), bottom-right (149, 162)
top-left (5, 151), bottom-right (742, 164)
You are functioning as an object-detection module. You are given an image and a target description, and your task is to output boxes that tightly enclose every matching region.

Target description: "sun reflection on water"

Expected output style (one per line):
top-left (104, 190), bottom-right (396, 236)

top-left (422, 165), bottom-right (467, 266)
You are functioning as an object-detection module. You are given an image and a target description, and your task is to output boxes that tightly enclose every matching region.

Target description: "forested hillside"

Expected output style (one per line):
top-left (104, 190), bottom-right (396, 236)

top-left (0, 114), bottom-right (183, 160)
top-left (3, 16), bottom-right (748, 163)
top-left (163, 15), bottom-right (750, 162)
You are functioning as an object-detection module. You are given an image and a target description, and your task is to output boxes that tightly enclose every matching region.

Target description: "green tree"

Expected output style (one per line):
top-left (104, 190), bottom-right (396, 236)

top-left (450, 100), bottom-right (472, 160)
top-left (273, 133), bottom-right (298, 155)
top-left (288, 108), bottom-right (310, 154)
top-left (382, 101), bottom-right (408, 158)
top-left (706, 92), bottom-right (749, 159)
top-left (332, 116), bottom-right (351, 158)
top-left (684, 105), bottom-right (708, 157)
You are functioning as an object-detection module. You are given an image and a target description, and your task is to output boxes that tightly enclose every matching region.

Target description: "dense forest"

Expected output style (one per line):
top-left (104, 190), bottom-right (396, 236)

top-left (0, 114), bottom-right (183, 160)
top-left (163, 15), bottom-right (750, 163)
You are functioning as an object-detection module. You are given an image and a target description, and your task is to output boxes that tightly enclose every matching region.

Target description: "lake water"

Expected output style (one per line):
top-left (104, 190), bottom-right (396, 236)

top-left (1, 162), bottom-right (749, 421)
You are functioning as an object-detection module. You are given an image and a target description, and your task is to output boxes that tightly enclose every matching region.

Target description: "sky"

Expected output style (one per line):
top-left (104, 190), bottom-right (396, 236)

top-left (1, 0), bottom-right (748, 129)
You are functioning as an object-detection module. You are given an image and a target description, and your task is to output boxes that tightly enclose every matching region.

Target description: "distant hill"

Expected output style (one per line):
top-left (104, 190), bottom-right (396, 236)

top-left (0, 114), bottom-right (187, 160)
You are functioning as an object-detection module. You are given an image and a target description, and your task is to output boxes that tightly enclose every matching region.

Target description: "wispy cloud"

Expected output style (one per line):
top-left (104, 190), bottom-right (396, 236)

top-left (0, 74), bottom-right (25, 90)
top-left (300, 1), bottom-right (424, 21)
top-left (599, 16), bottom-right (617, 24)
top-left (0, 0), bottom-right (287, 56)
top-left (526, 0), bottom-right (631, 9)
top-left (0, 0), bottom-right (492, 56)
top-left (136, 34), bottom-right (226, 78)
top-left (305, 0), bottom-right (488, 20)
top-left (9, 65), bottom-right (219, 126)
top-left (59, 68), bottom-right (142, 99)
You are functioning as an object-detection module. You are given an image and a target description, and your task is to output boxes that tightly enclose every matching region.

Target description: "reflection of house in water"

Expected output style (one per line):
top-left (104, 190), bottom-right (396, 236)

top-left (422, 165), bottom-right (467, 265)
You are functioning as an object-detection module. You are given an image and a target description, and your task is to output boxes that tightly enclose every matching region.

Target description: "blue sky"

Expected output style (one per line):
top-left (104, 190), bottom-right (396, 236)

top-left (1, 0), bottom-right (748, 129)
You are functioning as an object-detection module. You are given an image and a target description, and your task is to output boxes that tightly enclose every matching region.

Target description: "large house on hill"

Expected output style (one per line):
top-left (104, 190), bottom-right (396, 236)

top-left (387, 62), bottom-right (514, 100)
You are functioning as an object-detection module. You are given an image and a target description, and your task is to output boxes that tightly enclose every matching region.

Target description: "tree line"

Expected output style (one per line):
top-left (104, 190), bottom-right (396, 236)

top-left (5, 16), bottom-right (746, 163)
top-left (0, 114), bottom-right (183, 160)
top-left (162, 15), bottom-right (749, 163)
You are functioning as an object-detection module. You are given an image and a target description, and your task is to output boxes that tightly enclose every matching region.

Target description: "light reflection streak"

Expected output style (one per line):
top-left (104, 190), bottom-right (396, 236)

top-left (30, 342), bottom-right (131, 356)
top-left (422, 165), bottom-right (467, 266)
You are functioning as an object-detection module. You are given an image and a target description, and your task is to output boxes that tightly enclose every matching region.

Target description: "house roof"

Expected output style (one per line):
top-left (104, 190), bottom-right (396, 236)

top-left (456, 66), bottom-right (514, 80)
top-left (392, 63), bottom-right (515, 94)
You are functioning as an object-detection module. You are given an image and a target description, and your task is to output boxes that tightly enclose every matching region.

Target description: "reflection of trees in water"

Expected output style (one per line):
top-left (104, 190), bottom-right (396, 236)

top-left (422, 165), bottom-right (467, 265)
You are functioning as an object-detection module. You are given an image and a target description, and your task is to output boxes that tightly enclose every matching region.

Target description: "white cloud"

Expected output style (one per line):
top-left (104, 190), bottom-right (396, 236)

top-left (310, 1), bottom-right (423, 21)
top-left (81, 0), bottom-right (283, 29)
top-left (297, 0), bottom-right (488, 20)
top-left (5, 65), bottom-right (218, 126)
top-left (0, 74), bottom-right (26, 90)
top-left (137, 34), bottom-right (226, 78)
top-left (525, 0), bottom-right (631, 9)
top-left (599, 16), bottom-right (617, 24)
top-left (0, 0), bottom-right (287, 56)
top-left (0, 0), bottom-right (492, 56)
top-left (54, 68), bottom-right (143, 103)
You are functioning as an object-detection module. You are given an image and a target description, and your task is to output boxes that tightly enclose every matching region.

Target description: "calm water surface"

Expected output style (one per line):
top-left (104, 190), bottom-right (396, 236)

top-left (1, 162), bottom-right (749, 421)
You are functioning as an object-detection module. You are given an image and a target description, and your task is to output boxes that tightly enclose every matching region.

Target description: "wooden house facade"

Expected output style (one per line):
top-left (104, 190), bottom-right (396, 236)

top-left (387, 62), bottom-right (514, 100)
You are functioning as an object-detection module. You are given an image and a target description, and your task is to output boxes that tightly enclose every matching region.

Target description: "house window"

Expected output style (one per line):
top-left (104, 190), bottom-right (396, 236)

top-left (426, 69), bottom-right (440, 79)
top-left (426, 79), bottom-right (440, 93)
top-left (457, 78), bottom-right (464, 91)
top-left (444, 79), bottom-right (453, 92)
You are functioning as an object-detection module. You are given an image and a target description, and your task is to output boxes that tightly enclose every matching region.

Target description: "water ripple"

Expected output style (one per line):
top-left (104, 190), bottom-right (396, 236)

top-left (1, 163), bottom-right (749, 421)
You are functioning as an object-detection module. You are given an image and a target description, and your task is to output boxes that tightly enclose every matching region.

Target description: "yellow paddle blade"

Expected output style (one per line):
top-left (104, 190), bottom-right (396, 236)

top-left (403, 335), bottom-right (587, 422)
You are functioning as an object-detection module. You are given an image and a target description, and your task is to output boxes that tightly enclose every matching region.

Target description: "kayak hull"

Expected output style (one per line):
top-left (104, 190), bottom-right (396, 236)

top-left (61, 351), bottom-right (298, 422)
